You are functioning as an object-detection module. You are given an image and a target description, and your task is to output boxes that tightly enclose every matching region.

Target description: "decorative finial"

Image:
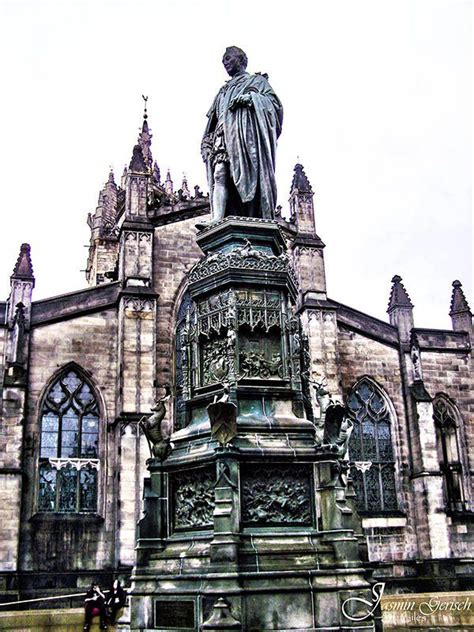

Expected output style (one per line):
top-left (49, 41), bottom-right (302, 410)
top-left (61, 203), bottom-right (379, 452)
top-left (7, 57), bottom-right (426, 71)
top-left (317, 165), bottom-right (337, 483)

top-left (164, 169), bottom-right (173, 195)
top-left (387, 275), bottom-right (413, 312)
top-left (450, 280), bottom-right (471, 316)
top-left (142, 95), bottom-right (148, 120)
top-left (11, 243), bottom-right (35, 282)
top-left (290, 162), bottom-right (313, 194)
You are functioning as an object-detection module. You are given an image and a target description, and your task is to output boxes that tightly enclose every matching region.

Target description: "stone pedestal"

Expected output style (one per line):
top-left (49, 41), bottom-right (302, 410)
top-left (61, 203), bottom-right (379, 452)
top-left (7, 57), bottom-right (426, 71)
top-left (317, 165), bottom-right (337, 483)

top-left (130, 218), bottom-right (374, 631)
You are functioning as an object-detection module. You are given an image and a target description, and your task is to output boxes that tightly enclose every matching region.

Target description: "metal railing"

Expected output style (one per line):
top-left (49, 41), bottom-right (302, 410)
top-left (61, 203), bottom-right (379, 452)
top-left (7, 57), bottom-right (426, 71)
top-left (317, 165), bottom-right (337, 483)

top-left (0, 590), bottom-right (111, 609)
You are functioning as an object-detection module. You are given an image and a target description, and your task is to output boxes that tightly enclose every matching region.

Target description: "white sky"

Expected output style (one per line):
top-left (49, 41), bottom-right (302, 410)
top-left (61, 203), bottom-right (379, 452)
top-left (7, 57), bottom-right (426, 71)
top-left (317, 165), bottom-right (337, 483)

top-left (0, 0), bottom-right (471, 328)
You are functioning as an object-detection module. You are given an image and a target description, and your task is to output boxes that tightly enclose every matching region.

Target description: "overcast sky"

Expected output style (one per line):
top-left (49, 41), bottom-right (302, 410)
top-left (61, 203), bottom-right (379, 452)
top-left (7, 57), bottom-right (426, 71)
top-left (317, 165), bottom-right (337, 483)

top-left (0, 0), bottom-right (471, 328)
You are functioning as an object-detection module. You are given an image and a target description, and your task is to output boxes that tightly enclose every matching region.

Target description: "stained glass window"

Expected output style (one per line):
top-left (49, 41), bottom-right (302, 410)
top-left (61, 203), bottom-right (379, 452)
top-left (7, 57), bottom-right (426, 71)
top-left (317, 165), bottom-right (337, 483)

top-left (38, 369), bottom-right (100, 513)
top-left (347, 378), bottom-right (397, 513)
top-left (433, 396), bottom-right (466, 512)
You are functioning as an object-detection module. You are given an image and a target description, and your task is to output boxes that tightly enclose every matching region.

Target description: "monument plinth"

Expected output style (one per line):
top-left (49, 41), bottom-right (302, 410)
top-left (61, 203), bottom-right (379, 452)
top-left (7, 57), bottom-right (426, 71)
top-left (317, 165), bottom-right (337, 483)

top-left (130, 48), bottom-right (375, 632)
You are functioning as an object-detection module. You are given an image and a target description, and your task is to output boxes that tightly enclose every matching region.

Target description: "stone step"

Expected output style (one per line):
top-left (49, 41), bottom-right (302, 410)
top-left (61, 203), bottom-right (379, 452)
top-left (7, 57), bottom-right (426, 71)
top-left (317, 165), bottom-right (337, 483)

top-left (0, 607), bottom-right (129, 631)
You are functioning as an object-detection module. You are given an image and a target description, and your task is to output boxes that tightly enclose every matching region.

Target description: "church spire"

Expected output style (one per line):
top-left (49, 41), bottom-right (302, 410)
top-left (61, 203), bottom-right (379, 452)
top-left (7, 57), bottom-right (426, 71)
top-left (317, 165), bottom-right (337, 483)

top-left (164, 169), bottom-right (174, 195)
top-left (138, 95), bottom-right (153, 171)
top-left (449, 280), bottom-right (472, 336)
top-left (289, 162), bottom-right (317, 236)
top-left (180, 173), bottom-right (191, 199)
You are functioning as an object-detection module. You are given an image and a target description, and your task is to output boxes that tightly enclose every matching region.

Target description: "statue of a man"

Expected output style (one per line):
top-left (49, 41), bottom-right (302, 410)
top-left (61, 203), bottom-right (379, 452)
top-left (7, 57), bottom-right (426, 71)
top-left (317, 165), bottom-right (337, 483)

top-left (201, 46), bottom-right (283, 223)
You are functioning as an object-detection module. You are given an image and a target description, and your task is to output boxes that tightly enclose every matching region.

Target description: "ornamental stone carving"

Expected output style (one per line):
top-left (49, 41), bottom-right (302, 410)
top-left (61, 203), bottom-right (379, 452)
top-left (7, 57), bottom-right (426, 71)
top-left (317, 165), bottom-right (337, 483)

top-left (241, 464), bottom-right (312, 524)
top-left (202, 338), bottom-right (229, 385)
top-left (172, 467), bottom-right (215, 529)
top-left (239, 350), bottom-right (283, 379)
top-left (189, 241), bottom-right (297, 286)
top-left (123, 297), bottom-right (155, 313)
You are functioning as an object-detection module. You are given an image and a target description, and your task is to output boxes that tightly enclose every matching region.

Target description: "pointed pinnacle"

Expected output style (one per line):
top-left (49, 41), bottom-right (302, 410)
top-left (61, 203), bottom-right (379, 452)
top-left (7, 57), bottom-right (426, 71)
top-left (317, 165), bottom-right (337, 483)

top-left (12, 243), bottom-right (35, 281)
top-left (129, 144), bottom-right (147, 172)
top-left (290, 163), bottom-right (313, 194)
top-left (387, 275), bottom-right (413, 312)
top-left (450, 280), bottom-right (471, 316)
top-left (153, 161), bottom-right (161, 184)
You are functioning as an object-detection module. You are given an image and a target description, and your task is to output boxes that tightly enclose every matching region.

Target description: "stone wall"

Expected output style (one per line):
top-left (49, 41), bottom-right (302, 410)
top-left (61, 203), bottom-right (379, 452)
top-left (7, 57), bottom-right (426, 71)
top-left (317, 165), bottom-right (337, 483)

top-left (0, 320), bottom-right (24, 577)
top-left (336, 324), bottom-right (420, 563)
top-left (152, 215), bottom-right (209, 414)
top-left (20, 309), bottom-right (119, 577)
top-left (419, 342), bottom-right (473, 558)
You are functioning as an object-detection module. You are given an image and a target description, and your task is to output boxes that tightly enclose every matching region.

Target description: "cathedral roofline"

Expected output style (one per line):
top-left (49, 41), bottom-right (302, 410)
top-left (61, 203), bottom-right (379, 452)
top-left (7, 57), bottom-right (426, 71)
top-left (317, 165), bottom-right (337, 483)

top-left (31, 281), bottom-right (121, 326)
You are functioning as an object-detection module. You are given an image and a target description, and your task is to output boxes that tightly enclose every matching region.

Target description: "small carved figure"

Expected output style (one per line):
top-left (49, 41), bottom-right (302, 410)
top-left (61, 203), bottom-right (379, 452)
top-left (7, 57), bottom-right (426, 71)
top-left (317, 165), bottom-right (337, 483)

top-left (235, 238), bottom-right (264, 259)
top-left (311, 379), bottom-right (353, 457)
top-left (140, 385), bottom-right (172, 460)
top-left (207, 383), bottom-right (238, 446)
top-left (311, 379), bottom-right (331, 445)
top-left (194, 184), bottom-right (204, 198)
top-left (205, 250), bottom-right (223, 264)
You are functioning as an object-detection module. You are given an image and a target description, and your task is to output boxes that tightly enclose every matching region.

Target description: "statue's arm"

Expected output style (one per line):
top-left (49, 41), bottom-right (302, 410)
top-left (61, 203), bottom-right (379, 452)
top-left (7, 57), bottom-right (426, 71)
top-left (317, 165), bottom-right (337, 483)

top-left (229, 76), bottom-right (282, 117)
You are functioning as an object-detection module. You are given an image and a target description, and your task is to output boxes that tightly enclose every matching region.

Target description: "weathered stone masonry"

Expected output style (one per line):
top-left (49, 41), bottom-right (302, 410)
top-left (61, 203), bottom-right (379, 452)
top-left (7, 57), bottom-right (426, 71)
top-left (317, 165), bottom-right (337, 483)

top-left (0, 114), bottom-right (472, 608)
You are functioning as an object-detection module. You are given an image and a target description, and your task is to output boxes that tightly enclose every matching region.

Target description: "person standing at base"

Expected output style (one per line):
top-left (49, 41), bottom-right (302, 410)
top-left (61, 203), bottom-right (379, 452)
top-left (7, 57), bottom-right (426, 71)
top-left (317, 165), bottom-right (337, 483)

top-left (83, 581), bottom-right (108, 631)
top-left (106, 579), bottom-right (127, 625)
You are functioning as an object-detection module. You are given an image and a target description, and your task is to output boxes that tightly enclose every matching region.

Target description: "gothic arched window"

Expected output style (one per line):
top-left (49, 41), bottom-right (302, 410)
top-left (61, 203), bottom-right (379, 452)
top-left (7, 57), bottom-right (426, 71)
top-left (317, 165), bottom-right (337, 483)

top-left (38, 369), bottom-right (100, 513)
top-left (347, 379), bottom-right (398, 513)
top-left (433, 395), bottom-right (466, 512)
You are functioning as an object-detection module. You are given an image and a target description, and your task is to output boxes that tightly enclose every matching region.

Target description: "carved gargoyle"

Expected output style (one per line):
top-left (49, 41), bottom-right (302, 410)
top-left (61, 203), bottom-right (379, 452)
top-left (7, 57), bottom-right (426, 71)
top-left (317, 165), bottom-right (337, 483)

top-left (140, 385), bottom-right (172, 460)
top-left (311, 379), bottom-right (354, 458)
top-left (323, 403), bottom-right (353, 458)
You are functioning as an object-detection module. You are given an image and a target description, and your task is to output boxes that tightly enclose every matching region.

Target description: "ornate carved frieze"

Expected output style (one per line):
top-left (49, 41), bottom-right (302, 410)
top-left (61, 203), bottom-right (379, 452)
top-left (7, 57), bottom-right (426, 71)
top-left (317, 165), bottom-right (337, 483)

top-left (123, 297), bottom-right (155, 314)
top-left (241, 464), bottom-right (312, 525)
top-left (239, 349), bottom-right (283, 379)
top-left (47, 457), bottom-right (100, 470)
top-left (197, 289), bottom-right (282, 337)
top-left (201, 337), bottom-right (229, 385)
top-left (100, 219), bottom-right (120, 240)
top-left (189, 241), bottom-right (297, 286)
top-left (172, 467), bottom-right (215, 530)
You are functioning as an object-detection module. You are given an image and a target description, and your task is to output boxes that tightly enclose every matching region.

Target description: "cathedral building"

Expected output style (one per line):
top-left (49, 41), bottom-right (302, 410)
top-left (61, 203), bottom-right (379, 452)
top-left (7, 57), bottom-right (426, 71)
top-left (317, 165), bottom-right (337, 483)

top-left (0, 110), bottom-right (472, 626)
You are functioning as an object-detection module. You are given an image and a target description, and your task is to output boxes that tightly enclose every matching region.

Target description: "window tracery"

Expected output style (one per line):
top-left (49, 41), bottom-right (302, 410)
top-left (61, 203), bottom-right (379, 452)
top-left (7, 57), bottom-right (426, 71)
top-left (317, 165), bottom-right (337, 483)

top-left (38, 369), bottom-right (100, 513)
top-left (433, 395), bottom-right (466, 512)
top-left (347, 378), bottom-right (397, 513)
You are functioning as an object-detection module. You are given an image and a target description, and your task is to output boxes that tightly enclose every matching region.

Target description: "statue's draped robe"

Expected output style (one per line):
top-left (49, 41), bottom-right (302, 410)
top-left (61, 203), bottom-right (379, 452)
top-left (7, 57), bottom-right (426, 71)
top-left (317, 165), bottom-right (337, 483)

top-left (203, 71), bottom-right (283, 219)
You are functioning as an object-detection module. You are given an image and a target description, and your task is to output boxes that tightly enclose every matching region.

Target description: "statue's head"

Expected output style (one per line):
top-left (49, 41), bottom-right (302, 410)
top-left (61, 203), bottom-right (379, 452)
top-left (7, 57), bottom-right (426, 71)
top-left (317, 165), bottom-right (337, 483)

top-left (222, 46), bottom-right (248, 76)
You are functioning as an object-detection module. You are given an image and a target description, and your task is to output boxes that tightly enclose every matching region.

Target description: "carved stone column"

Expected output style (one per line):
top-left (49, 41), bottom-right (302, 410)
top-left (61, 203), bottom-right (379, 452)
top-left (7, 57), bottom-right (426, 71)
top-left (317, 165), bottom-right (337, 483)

top-left (136, 457), bottom-right (168, 563)
top-left (210, 446), bottom-right (240, 568)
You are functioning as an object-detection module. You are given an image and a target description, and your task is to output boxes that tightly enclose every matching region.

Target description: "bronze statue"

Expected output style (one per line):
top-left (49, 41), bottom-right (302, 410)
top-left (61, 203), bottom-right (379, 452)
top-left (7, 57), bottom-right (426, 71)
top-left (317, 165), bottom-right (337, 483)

top-left (140, 386), bottom-right (172, 460)
top-left (201, 46), bottom-right (283, 223)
